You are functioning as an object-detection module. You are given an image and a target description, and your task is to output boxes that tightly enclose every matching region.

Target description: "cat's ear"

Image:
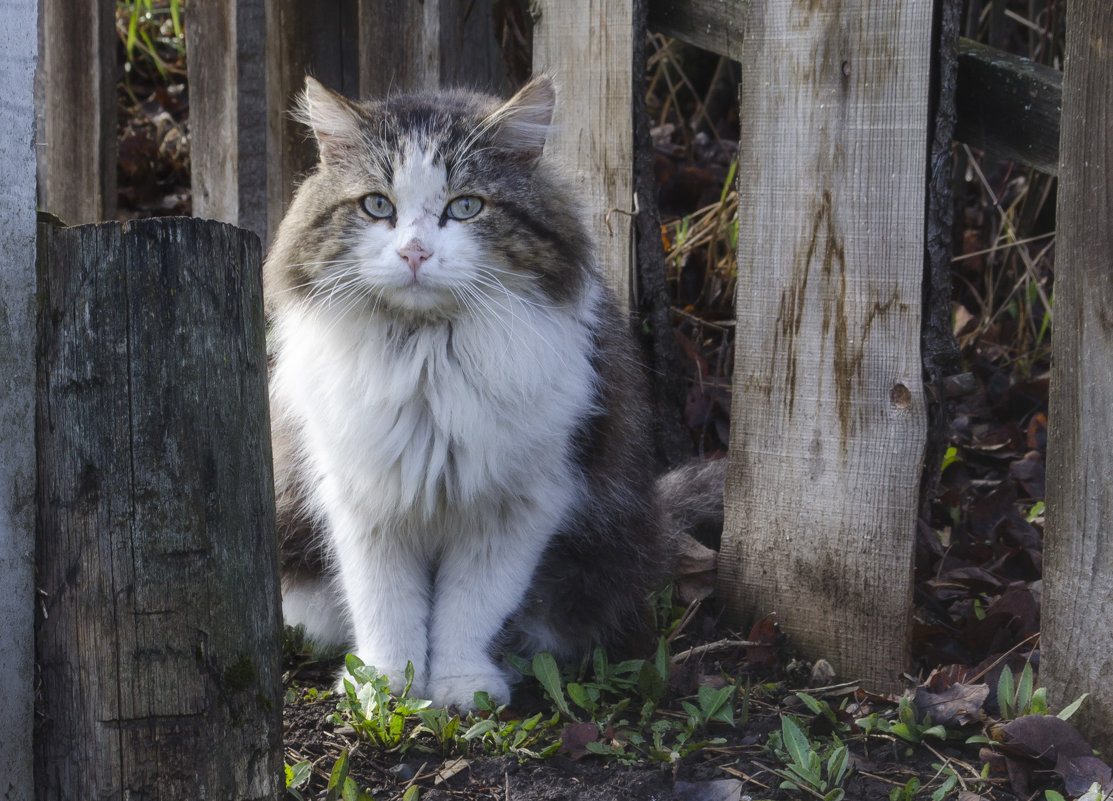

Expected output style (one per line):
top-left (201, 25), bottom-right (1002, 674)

top-left (484, 75), bottom-right (556, 161)
top-left (296, 77), bottom-right (364, 164)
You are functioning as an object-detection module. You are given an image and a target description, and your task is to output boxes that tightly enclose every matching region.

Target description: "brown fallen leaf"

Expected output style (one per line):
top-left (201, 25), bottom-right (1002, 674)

top-left (673, 533), bottom-right (718, 605)
top-left (914, 682), bottom-right (989, 727)
top-left (557, 721), bottom-right (599, 761)
top-left (996, 714), bottom-right (1093, 763)
top-left (1056, 753), bottom-right (1113, 797)
top-left (745, 618), bottom-right (779, 668)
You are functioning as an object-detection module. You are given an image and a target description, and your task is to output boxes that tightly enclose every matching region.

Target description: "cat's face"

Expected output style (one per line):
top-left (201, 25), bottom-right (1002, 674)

top-left (268, 77), bottom-right (592, 321)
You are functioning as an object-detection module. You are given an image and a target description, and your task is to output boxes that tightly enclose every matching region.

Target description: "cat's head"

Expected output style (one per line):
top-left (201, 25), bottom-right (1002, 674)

top-left (266, 76), bottom-right (593, 321)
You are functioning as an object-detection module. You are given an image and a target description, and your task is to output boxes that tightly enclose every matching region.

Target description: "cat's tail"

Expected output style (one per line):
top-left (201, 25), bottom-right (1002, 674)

top-left (655, 457), bottom-right (727, 550)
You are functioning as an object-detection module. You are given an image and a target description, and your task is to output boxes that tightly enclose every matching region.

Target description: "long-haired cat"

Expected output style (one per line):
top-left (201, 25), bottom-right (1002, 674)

top-left (267, 75), bottom-right (717, 709)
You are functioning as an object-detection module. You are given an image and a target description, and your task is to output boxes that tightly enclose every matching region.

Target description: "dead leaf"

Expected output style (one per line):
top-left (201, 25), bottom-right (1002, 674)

top-left (1055, 753), bottom-right (1113, 797)
top-left (745, 618), bottom-right (779, 667)
top-left (433, 757), bottom-right (470, 785)
top-left (914, 682), bottom-right (989, 727)
top-left (557, 722), bottom-right (599, 761)
top-left (673, 533), bottom-right (718, 605)
top-left (997, 714), bottom-right (1093, 763)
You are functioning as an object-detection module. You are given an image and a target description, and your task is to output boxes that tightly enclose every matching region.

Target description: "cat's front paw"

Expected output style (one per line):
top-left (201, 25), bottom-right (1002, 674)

top-left (428, 670), bottom-right (510, 712)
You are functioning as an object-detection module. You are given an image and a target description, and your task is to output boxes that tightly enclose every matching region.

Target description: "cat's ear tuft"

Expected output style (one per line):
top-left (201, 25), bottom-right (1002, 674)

top-left (296, 76), bottom-right (364, 164)
top-left (485, 75), bottom-right (556, 161)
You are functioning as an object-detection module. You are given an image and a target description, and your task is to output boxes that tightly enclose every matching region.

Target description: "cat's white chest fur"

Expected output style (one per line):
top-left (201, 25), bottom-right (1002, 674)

top-left (273, 283), bottom-right (602, 706)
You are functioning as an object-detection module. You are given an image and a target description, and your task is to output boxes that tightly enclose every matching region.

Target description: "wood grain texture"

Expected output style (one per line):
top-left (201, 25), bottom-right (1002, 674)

top-left (265, 0), bottom-right (361, 245)
top-left (648, 1), bottom-right (1062, 178)
top-left (954, 38), bottom-right (1062, 175)
top-left (647, 0), bottom-right (749, 60)
top-left (187, 0), bottom-right (268, 242)
top-left (719, 2), bottom-right (929, 692)
top-left (532, 0), bottom-right (636, 308)
top-left (920, 0), bottom-right (964, 517)
top-left (359, 0), bottom-right (506, 97)
top-left (34, 218), bottom-right (283, 800)
top-left (37, 0), bottom-right (115, 224)
top-left (1042, 0), bottom-right (1113, 754)
top-left (0, 3), bottom-right (39, 797)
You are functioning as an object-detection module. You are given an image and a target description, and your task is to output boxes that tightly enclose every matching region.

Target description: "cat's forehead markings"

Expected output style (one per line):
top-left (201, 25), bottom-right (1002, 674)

top-left (392, 143), bottom-right (448, 213)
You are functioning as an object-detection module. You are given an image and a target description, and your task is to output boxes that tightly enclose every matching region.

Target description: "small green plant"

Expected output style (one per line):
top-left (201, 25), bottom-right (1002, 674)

top-left (333, 656), bottom-right (432, 751)
top-left (769, 715), bottom-right (852, 801)
top-left (284, 759), bottom-right (312, 801)
top-left (119, 0), bottom-right (185, 79)
top-left (890, 696), bottom-right (948, 744)
top-left (855, 695), bottom-right (947, 745)
top-left (460, 691), bottom-right (563, 759)
top-left (928, 763), bottom-right (961, 801)
top-left (890, 777), bottom-right (920, 801)
top-left (997, 662), bottom-right (1041, 719)
top-left (996, 662), bottom-right (1088, 721)
top-left (322, 749), bottom-right (374, 801)
top-left (796, 692), bottom-right (855, 736)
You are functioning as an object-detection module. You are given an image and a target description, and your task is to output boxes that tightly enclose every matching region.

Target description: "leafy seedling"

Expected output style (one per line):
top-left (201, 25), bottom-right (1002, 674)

top-left (770, 715), bottom-right (852, 801)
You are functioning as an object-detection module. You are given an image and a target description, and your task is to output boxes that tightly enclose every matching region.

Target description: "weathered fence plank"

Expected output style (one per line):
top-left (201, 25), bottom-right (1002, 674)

top-left (37, 0), bottom-right (116, 224)
top-left (358, 0), bottom-right (506, 97)
top-left (954, 38), bottom-right (1062, 175)
top-left (1043, 0), bottom-right (1113, 755)
top-left (264, 0), bottom-right (359, 243)
top-left (533, 0), bottom-right (636, 308)
top-left (719, 2), bottom-right (930, 691)
top-left (35, 218), bottom-right (283, 800)
top-left (187, 0), bottom-right (269, 241)
top-left (0, 2), bottom-right (39, 797)
top-left (650, 0), bottom-right (1063, 177)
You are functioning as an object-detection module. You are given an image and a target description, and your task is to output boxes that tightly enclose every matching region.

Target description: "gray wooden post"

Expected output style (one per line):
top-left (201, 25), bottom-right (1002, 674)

top-left (717, 1), bottom-right (931, 692)
top-left (34, 218), bottom-right (283, 800)
top-left (37, 0), bottom-right (115, 224)
top-left (264, 0), bottom-right (360, 245)
top-left (1043, 0), bottom-right (1113, 755)
top-left (0, 3), bottom-right (39, 798)
top-left (187, 0), bottom-right (269, 243)
top-left (532, 0), bottom-right (636, 309)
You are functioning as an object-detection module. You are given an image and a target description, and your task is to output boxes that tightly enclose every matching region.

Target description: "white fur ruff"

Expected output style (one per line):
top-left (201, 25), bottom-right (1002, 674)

top-left (274, 274), bottom-right (603, 708)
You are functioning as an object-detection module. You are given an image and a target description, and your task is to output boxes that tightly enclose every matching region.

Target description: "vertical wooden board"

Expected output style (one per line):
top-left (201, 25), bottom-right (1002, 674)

top-left (37, 0), bottom-right (115, 224)
top-left (188, 0), bottom-right (268, 242)
top-left (35, 219), bottom-right (283, 800)
top-left (532, 1), bottom-right (635, 309)
top-left (358, 0), bottom-right (505, 97)
top-left (719, 2), bottom-right (929, 691)
top-left (0, 2), bottom-right (38, 797)
top-left (265, 0), bottom-right (359, 244)
top-left (1042, 0), bottom-right (1113, 754)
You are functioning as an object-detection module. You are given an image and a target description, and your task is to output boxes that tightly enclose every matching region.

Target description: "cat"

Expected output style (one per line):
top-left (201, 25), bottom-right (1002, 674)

top-left (266, 74), bottom-right (721, 710)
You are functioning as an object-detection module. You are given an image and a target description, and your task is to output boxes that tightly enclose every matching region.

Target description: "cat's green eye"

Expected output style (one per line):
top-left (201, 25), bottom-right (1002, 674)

top-left (446, 196), bottom-right (484, 221)
top-left (360, 193), bottom-right (395, 220)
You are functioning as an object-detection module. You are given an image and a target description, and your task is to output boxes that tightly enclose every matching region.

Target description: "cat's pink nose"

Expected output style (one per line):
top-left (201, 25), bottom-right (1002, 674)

top-left (398, 240), bottom-right (433, 274)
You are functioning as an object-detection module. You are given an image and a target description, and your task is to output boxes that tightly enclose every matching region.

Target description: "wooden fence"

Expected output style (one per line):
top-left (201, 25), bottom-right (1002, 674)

top-left (2, 0), bottom-right (1109, 796)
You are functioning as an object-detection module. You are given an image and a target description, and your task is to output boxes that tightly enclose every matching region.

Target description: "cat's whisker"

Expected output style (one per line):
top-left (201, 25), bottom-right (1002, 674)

top-left (471, 267), bottom-right (561, 312)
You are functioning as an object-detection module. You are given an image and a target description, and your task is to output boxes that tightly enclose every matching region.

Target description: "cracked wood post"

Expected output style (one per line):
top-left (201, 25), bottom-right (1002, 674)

top-left (34, 218), bottom-right (283, 800)
top-left (0, 1), bottom-right (38, 797)
top-left (1043, 0), bottom-right (1113, 755)
top-left (718, 2), bottom-right (930, 691)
